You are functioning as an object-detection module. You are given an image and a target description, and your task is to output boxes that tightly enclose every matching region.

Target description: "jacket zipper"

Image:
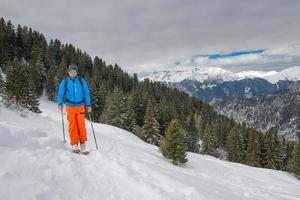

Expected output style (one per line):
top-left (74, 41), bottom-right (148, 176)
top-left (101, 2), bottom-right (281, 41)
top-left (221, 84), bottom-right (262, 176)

top-left (72, 79), bottom-right (76, 105)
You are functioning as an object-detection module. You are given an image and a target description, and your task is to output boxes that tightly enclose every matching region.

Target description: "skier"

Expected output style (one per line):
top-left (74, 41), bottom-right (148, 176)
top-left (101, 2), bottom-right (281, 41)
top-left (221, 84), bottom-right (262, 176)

top-left (57, 64), bottom-right (92, 155)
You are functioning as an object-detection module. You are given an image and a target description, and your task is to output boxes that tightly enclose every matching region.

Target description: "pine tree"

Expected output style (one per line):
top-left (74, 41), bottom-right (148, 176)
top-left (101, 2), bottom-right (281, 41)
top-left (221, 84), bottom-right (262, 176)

top-left (245, 129), bottom-right (261, 167)
top-left (288, 141), bottom-right (300, 176)
top-left (0, 19), bottom-right (15, 71)
top-left (226, 125), bottom-right (246, 162)
top-left (132, 89), bottom-right (145, 127)
top-left (160, 119), bottom-right (188, 165)
top-left (55, 55), bottom-right (67, 90)
top-left (5, 58), bottom-right (28, 106)
top-left (202, 124), bottom-right (218, 156)
top-left (157, 97), bottom-right (172, 135)
top-left (46, 64), bottom-right (57, 101)
top-left (15, 25), bottom-right (24, 59)
top-left (105, 88), bottom-right (125, 127)
top-left (5, 58), bottom-right (41, 112)
top-left (28, 48), bottom-right (45, 97)
top-left (285, 141), bottom-right (295, 170)
top-left (184, 114), bottom-right (200, 153)
top-left (124, 91), bottom-right (137, 133)
top-left (261, 130), bottom-right (277, 169)
top-left (91, 83), bottom-right (107, 122)
top-left (23, 85), bottom-right (41, 113)
top-left (142, 98), bottom-right (161, 145)
top-left (0, 68), bottom-right (4, 94)
top-left (273, 133), bottom-right (285, 170)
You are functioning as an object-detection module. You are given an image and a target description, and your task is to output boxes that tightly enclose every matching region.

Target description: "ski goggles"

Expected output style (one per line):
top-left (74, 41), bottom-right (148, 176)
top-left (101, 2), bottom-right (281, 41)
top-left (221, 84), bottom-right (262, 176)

top-left (69, 69), bottom-right (77, 76)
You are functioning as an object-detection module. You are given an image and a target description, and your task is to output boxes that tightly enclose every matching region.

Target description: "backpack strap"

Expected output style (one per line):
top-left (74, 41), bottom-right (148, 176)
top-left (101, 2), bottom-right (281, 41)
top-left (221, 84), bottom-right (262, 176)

top-left (63, 78), bottom-right (68, 102)
top-left (78, 76), bottom-right (84, 97)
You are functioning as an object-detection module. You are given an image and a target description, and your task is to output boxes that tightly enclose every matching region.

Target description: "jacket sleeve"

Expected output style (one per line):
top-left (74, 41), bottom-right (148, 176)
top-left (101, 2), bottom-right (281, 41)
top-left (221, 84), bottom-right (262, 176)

top-left (57, 80), bottom-right (65, 105)
top-left (82, 79), bottom-right (91, 106)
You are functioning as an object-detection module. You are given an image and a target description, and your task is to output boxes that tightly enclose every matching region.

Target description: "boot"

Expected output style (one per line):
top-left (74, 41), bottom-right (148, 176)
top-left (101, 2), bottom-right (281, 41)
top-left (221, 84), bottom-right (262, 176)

top-left (72, 144), bottom-right (80, 154)
top-left (80, 142), bottom-right (89, 155)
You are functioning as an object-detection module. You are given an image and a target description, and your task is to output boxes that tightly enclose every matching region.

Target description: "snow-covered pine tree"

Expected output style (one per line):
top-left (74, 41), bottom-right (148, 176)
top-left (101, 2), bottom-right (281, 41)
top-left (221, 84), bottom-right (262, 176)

top-left (124, 91), bottom-right (137, 133)
top-left (184, 114), bottom-right (200, 153)
top-left (23, 86), bottom-right (41, 113)
top-left (160, 119), bottom-right (188, 165)
top-left (202, 124), bottom-right (218, 156)
top-left (288, 141), bottom-right (300, 176)
top-left (5, 58), bottom-right (28, 106)
top-left (142, 98), bottom-right (161, 145)
top-left (5, 58), bottom-right (41, 112)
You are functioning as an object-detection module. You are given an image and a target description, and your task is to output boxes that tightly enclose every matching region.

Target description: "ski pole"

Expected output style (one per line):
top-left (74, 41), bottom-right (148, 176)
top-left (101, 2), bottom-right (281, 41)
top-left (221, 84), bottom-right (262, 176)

top-left (61, 107), bottom-right (66, 143)
top-left (88, 112), bottom-right (99, 150)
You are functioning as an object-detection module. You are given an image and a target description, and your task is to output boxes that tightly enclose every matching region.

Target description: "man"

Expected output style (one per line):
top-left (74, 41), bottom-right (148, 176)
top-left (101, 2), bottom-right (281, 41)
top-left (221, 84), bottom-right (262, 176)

top-left (57, 64), bottom-right (92, 155)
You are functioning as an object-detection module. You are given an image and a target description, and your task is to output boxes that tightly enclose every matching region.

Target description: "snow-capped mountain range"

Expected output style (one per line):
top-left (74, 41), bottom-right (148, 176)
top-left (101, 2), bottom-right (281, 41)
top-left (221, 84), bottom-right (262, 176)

top-left (139, 66), bottom-right (300, 84)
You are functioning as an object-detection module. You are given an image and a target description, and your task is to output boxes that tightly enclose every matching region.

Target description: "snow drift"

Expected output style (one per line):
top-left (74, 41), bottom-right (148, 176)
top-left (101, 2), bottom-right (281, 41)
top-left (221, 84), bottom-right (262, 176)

top-left (0, 98), bottom-right (299, 200)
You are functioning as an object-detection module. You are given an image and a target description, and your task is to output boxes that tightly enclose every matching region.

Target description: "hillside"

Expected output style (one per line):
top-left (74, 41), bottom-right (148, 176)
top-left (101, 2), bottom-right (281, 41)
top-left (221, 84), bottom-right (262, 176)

top-left (214, 82), bottom-right (300, 140)
top-left (0, 98), bottom-right (300, 200)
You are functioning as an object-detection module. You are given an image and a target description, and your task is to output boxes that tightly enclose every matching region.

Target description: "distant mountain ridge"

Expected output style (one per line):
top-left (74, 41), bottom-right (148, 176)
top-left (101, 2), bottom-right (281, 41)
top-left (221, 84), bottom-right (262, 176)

top-left (138, 66), bottom-right (300, 103)
top-left (139, 66), bottom-right (300, 84)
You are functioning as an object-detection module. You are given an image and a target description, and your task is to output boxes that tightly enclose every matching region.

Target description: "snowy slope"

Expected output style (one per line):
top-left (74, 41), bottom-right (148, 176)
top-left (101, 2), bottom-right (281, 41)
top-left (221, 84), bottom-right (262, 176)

top-left (264, 66), bottom-right (300, 83)
top-left (236, 70), bottom-right (278, 79)
top-left (0, 99), bottom-right (300, 200)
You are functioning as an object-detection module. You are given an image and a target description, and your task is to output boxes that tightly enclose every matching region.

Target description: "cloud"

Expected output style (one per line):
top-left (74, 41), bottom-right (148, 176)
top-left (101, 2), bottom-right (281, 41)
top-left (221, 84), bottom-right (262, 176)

top-left (173, 46), bottom-right (300, 72)
top-left (1, 0), bottom-right (300, 72)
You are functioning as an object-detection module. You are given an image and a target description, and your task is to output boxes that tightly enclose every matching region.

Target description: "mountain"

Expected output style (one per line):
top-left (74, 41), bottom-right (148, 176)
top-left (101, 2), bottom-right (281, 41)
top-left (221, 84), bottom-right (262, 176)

top-left (0, 98), bottom-right (300, 200)
top-left (139, 66), bottom-right (300, 84)
top-left (139, 66), bottom-right (300, 103)
top-left (139, 67), bottom-right (238, 83)
top-left (263, 66), bottom-right (300, 83)
top-left (214, 81), bottom-right (300, 141)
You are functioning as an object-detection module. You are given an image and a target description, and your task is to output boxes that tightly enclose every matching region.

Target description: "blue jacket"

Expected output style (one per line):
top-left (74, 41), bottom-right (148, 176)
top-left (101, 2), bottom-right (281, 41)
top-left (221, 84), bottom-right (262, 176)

top-left (57, 76), bottom-right (91, 107)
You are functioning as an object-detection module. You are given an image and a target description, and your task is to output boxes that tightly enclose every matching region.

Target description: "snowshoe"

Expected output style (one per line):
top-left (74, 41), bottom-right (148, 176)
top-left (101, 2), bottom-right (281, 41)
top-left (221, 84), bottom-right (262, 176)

top-left (82, 151), bottom-right (90, 155)
top-left (72, 144), bottom-right (80, 154)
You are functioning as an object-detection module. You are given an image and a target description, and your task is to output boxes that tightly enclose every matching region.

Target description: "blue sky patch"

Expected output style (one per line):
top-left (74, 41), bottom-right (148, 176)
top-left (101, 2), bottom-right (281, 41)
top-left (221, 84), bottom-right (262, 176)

top-left (194, 49), bottom-right (265, 60)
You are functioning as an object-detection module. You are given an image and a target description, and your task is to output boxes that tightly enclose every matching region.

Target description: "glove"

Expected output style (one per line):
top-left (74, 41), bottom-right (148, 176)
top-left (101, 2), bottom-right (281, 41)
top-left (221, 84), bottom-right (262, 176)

top-left (86, 106), bottom-right (92, 113)
top-left (58, 104), bottom-right (63, 110)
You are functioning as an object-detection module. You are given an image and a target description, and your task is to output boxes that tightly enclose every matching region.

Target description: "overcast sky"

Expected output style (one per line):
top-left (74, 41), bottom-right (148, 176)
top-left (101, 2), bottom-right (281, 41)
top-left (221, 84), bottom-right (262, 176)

top-left (1, 0), bottom-right (300, 72)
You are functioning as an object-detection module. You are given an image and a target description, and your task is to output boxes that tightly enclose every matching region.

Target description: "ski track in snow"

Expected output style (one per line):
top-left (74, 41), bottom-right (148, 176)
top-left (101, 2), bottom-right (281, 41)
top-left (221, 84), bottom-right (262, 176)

top-left (0, 99), bottom-right (300, 200)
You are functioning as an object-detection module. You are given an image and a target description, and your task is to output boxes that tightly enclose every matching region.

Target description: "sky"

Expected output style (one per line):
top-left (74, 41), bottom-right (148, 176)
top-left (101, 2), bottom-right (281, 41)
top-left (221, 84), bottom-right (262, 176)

top-left (1, 0), bottom-right (300, 73)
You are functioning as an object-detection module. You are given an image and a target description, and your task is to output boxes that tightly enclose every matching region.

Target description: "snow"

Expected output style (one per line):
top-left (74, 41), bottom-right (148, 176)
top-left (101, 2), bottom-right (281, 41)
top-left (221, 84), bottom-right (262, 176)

top-left (236, 70), bottom-right (278, 79)
top-left (264, 66), bottom-right (300, 83)
top-left (0, 99), bottom-right (300, 200)
top-left (139, 67), bottom-right (239, 83)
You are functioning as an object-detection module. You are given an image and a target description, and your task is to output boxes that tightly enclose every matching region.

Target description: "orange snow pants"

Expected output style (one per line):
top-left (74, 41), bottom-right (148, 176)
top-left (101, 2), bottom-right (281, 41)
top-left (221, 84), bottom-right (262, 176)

top-left (66, 105), bottom-right (87, 145)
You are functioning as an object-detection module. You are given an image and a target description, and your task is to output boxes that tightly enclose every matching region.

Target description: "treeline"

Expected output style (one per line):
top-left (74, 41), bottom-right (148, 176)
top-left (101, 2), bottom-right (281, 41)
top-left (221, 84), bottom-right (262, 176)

top-left (0, 17), bottom-right (299, 174)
